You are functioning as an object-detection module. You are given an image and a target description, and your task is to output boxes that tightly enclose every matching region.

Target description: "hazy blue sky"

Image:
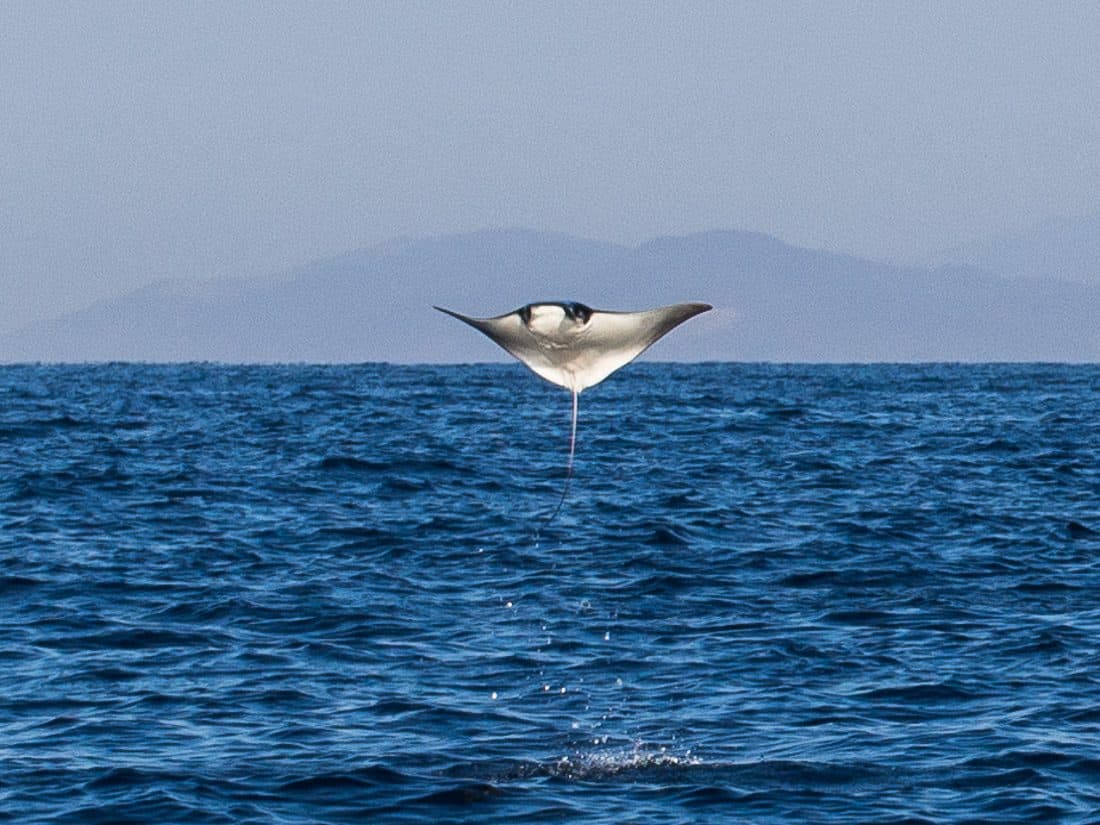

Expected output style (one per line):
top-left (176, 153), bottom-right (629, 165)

top-left (3, 2), bottom-right (1099, 331)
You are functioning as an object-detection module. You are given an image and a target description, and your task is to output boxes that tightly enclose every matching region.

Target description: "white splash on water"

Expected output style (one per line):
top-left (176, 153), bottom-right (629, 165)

top-left (547, 742), bottom-right (702, 780)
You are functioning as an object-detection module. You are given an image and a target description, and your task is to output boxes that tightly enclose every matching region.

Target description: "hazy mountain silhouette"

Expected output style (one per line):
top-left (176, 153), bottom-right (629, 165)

top-left (925, 215), bottom-right (1100, 284)
top-left (3, 228), bottom-right (1098, 362)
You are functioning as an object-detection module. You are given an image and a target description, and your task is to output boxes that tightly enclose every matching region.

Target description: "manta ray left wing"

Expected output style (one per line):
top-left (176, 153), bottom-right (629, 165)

top-left (433, 305), bottom-right (536, 369)
top-left (433, 302), bottom-right (711, 392)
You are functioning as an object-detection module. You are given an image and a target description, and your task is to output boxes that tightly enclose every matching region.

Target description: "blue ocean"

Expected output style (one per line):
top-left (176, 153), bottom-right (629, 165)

top-left (3, 362), bottom-right (1099, 823)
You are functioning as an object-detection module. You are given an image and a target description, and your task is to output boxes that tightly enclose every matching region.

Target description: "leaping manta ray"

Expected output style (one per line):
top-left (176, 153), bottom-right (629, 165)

top-left (434, 301), bottom-right (712, 525)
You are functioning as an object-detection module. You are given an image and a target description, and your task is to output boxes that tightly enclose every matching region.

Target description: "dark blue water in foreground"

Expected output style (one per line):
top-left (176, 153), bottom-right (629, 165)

top-left (3, 363), bottom-right (1100, 823)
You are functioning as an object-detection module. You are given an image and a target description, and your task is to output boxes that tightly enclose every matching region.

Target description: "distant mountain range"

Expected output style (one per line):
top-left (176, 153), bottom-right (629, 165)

top-left (924, 215), bottom-right (1100, 284)
top-left (3, 227), bottom-right (1099, 363)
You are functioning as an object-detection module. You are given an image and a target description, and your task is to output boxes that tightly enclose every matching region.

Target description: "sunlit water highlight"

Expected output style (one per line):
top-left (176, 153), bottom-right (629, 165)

top-left (2, 363), bottom-right (1099, 822)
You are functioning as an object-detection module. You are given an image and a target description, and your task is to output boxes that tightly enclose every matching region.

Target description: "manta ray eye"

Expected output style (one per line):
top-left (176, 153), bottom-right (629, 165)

top-left (519, 305), bottom-right (533, 325)
top-left (569, 303), bottom-right (592, 324)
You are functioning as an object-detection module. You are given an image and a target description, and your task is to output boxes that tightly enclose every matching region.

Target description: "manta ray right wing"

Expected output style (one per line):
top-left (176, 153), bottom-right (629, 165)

top-left (433, 302), bottom-right (711, 392)
top-left (565, 302), bottom-right (712, 391)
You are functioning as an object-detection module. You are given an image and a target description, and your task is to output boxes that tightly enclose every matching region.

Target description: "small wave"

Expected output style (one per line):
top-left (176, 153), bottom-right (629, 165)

top-left (39, 414), bottom-right (87, 429)
top-left (0, 415), bottom-right (90, 439)
top-left (383, 475), bottom-right (428, 493)
top-left (767, 406), bottom-right (808, 420)
top-left (318, 454), bottom-right (465, 474)
top-left (78, 666), bottom-right (144, 682)
top-left (622, 571), bottom-right (699, 595)
top-left (778, 569), bottom-right (841, 587)
top-left (1067, 520), bottom-right (1095, 538)
top-left (279, 765), bottom-right (409, 792)
top-left (83, 766), bottom-right (187, 791)
top-left (404, 782), bottom-right (503, 806)
top-left (318, 455), bottom-right (390, 471)
top-left (159, 487), bottom-right (222, 502)
top-left (856, 681), bottom-right (985, 703)
top-left (971, 437), bottom-right (1023, 453)
top-left (366, 698), bottom-right (429, 717)
top-left (0, 575), bottom-right (45, 590)
top-left (821, 608), bottom-right (897, 626)
top-left (646, 525), bottom-right (692, 546)
top-left (37, 627), bottom-right (210, 652)
top-left (312, 524), bottom-right (394, 542)
top-left (111, 418), bottom-right (150, 430)
top-left (1013, 578), bottom-right (1082, 594)
top-left (945, 765), bottom-right (1044, 790)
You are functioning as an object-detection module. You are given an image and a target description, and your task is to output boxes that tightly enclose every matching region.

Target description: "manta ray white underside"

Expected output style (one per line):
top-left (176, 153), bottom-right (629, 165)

top-left (433, 301), bottom-right (712, 392)
top-left (434, 300), bottom-right (712, 526)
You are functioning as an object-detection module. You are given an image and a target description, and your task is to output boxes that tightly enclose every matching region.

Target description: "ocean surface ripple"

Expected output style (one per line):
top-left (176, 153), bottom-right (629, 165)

top-left (2, 363), bottom-right (1099, 823)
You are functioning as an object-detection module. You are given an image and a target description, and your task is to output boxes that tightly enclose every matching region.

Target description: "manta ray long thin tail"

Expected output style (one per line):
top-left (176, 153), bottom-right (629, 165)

top-left (541, 390), bottom-right (578, 528)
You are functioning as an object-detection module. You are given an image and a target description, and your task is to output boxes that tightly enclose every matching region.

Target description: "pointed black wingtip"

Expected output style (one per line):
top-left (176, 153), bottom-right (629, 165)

top-left (680, 301), bottom-right (713, 318)
top-left (649, 301), bottom-right (712, 320)
top-left (434, 305), bottom-right (489, 330)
